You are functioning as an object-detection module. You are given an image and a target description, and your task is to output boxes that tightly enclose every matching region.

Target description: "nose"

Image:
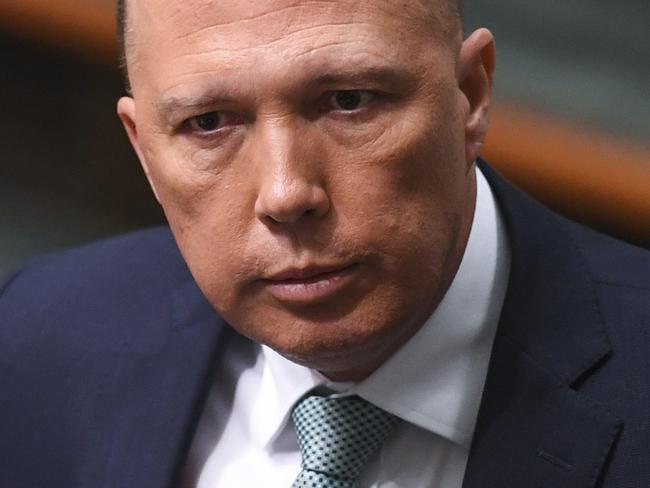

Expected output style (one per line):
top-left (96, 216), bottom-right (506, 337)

top-left (254, 122), bottom-right (330, 226)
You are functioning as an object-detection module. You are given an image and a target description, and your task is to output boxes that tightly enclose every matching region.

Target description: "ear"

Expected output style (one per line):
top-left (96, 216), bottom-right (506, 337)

top-left (117, 96), bottom-right (161, 202)
top-left (458, 28), bottom-right (496, 167)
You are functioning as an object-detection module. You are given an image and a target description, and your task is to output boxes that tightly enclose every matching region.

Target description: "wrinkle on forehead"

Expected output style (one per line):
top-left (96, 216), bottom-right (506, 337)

top-left (125, 0), bottom-right (461, 95)
top-left (158, 0), bottom-right (436, 29)
top-left (174, 19), bottom-right (374, 58)
top-left (126, 0), bottom-right (459, 53)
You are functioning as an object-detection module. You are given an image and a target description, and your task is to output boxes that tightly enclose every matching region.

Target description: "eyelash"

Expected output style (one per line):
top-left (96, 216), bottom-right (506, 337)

top-left (185, 112), bottom-right (243, 135)
top-left (325, 90), bottom-right (376, 112)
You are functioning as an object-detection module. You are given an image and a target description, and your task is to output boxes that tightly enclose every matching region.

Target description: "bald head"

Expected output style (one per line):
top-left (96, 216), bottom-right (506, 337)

top-left (115, 0), bottom-right (494, 380)
top-left (116, 0), bottom-right (462, 91)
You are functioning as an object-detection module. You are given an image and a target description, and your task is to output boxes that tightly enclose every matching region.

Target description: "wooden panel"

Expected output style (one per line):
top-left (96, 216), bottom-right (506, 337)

top-left (0, 0), bottom-right (117, 62)
top-left (0, 0), bottom-right (649, 247)
top-left (485, 105), bottom-right (650, 247)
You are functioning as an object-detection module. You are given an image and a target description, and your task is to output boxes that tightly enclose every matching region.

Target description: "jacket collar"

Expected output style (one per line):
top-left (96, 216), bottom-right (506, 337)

top-left (463, 160), bottom-right (622, 487)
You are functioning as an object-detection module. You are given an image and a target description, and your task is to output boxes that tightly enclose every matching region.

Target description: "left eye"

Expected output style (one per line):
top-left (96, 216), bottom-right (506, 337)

top-left (330, 90), bottom-right (374, 111)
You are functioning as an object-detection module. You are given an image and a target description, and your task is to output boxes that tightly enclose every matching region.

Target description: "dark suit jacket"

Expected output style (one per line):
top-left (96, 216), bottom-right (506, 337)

top-left (1, 161), bottom-right (649, 487)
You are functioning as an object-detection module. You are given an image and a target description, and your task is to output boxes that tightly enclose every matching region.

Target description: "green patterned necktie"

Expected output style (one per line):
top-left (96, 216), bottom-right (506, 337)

top-left (291, 394), bottom-right (400, 488)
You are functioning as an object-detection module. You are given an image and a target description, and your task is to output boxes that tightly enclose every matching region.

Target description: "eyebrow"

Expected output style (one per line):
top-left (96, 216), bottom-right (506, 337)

top-left (308, 65), bottom-right (419, 90)
top-left (156, 92), bottom-right (236, 126)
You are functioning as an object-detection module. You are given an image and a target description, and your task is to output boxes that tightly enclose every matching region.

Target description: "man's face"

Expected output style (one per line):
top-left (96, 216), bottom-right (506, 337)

top-left (119, 0), bottom-right (494, 380)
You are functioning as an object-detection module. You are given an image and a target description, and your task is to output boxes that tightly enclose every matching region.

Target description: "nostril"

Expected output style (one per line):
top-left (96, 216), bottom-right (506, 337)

top-left (263, 206), bottom-right (318, 226)
top-left (255, 183), bottom-right (331, 225)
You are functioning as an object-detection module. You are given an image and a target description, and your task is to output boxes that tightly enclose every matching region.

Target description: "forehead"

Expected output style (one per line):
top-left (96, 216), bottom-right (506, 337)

top-left (127, 0), bottom-right (450, 59)
top-left (128, 0), bottom-right (437, 36)
top-left (127, 0), bottom-right (456, 98)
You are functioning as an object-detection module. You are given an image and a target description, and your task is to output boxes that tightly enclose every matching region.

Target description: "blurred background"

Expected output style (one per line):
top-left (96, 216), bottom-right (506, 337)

top-left (1, 0), bottom-right (649, 279)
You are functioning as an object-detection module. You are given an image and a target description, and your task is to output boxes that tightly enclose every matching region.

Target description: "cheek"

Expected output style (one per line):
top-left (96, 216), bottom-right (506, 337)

top-left (143, 126), bottom-right (249, 223)
top-left (170, 211), bottom-right (254, 315)
top-left (145, 143), bottom-right (219, 214)
top-left (325, 101), bottom-right (467, 276)
top-left (329, 100), bottom-right (466, 223)
top-left (142, 147), bottom-right (257, 309)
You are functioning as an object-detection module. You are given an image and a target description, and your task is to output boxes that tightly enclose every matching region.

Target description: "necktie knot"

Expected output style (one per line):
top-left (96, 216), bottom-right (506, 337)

top-left (292, 394), bottom-right (399, 487)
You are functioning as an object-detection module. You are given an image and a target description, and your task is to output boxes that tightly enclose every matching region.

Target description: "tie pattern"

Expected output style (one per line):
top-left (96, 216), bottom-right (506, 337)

top-left (291, 394), bottom-right (400, 488)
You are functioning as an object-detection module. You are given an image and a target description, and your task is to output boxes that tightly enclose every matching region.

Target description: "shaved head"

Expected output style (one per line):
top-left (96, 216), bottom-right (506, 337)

top-left (115, 0), bottom-right (493, 379)
top-left (116, 0), bottom-right (462, 91)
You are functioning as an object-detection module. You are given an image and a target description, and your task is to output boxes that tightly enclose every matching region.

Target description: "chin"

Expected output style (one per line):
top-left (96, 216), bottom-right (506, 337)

top-left (232, 295), bottom-right (417, 378)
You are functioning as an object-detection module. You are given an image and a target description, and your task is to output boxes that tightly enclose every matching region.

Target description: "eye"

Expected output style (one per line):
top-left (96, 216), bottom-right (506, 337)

top-left (329, 90), bottom-right (374, 111)
top-left (186, 111), bottom-right (243, 134)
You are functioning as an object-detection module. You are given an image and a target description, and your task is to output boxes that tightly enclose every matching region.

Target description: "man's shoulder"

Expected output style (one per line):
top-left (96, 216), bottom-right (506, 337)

top-left (480, 159), bottom-right (649, 291)
top-left (0, 227), bottom-right (223, 488)
top-left (564, 222), bottom-right (649, 350)
top-left (567, 221), bottom-right (650, 360)
top-left (1, 225), bottom-right (187, 300)
top-left (0, 226), bottom-right (196, 353)
top-left (482, 158), bottom-right (650, 366)
top-left (565, 220), bottom-right (650, 291)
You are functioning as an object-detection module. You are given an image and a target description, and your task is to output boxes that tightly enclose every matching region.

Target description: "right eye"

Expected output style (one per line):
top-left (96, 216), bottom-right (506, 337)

top-left (190, 112), bottom-right (222, 132)
top-left (329, 90), bottom-right (375, 112)
top-left (186, 111), bottom-right (243, 134)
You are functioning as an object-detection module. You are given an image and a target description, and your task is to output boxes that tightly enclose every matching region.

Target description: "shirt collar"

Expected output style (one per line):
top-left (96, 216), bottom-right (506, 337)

top-left (259, 166), bottom-right (510, 450)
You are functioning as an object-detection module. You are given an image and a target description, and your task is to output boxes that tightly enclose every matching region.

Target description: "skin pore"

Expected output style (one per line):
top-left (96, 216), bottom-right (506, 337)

top-left (117, 0), bottom-right (495, 381)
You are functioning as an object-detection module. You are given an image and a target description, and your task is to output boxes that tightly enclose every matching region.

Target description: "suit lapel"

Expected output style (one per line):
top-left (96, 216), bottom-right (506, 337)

top-left (79, 271), bottom-right (229, 488)
top-left (463, 162), bottom-right (623, 487)
top-left (463, 334), bottom-right (622, 488)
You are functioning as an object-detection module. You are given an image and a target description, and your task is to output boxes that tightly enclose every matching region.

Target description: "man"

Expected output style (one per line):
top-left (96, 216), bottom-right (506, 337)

top-left (1, 0), bottom-right (649, 487)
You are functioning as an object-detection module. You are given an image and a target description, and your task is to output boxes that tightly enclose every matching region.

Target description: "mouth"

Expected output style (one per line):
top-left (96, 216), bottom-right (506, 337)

top-left (262, 263), bottom-right (359, 306)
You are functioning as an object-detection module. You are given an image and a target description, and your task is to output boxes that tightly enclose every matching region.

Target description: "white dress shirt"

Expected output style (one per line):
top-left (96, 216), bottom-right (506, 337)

top-left (183, 167), bottom-right (511, 487)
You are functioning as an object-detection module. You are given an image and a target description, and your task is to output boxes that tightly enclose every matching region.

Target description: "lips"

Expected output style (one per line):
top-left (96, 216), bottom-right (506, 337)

top-left (263, 263), bottom-right (358, 305)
